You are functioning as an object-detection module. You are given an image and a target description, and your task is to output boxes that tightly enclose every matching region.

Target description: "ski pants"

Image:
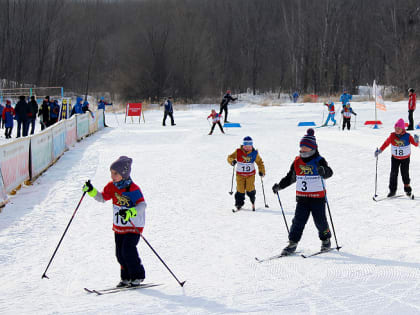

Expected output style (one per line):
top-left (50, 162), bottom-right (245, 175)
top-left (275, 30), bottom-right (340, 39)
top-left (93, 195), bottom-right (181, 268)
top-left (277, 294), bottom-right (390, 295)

top-left (17, 119), bottom-right (28, 137)
top-left (342, 117), bottom-right (351, 130)
top-left (5, 127), bottom-right (12, 138)
top-left (209, 122), bottom-right (224, 134)
top-left (163, 111), bottom-right (175, 125)
top-left (408, 110), bottom-right (414, 130)
top-left (219, 105), bottom-right (228, 122)
top-left (235, 174), bottom-right (256, 207)
top-left (325, 113), bottom-right (336, 125)
top-left (289, 198), bottom-right (331, 243)
top-left (115, 232), bottom-right (145, 281)
top-left (389, 156), bottom-right (410, 192)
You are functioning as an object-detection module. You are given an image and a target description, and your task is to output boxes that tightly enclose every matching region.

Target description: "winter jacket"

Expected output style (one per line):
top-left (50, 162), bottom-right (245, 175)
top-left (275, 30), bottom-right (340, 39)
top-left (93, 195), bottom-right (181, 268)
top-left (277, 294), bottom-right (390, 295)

top-left (14, 99), bottom-right (29, 121)
top-left (71, 97), bottom-right (84, 116)
top-left (38, 101), bottom-right (50, 123)
top-left (220, 93), bottom-right (237, 107)
top-left (339, 93), bottom-right (352, 106)
top-left (0, 104), bottom-right (4, 116)
top-left (278, 151), bottom-right (332, 201)
top-left (379, 131), bottom-right (418, 160)
top-left (164, 99), bottom-right (173, 113)
top-left (98, 100), bottom-right (106, 110)
top-left (27, 100), bottom-right (38, 118)
top-left (409, 93), bottom-right (416, 111)
top-left (2, 105), bottom-right (15, 128)
top-left (341, 106), bottom-right (356, 118)
top-left (50, 101), bottom-right (60, 119)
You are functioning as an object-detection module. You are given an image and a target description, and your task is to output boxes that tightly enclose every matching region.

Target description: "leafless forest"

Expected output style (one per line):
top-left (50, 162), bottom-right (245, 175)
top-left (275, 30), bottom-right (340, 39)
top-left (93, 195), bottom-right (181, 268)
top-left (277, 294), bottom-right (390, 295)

top-left (0, 0), bottom-right (419, 101)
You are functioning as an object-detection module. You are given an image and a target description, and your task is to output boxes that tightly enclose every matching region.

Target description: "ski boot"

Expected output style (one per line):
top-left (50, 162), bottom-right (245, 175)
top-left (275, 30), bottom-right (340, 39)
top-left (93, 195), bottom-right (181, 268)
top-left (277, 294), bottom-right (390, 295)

top-left (252, 204), bottom-right (255, 211)
top-left (281, 241), bottom-right (298, 256)
top-left (387, 190), bottom-right (396, 198)
top-left (404, 185), bottom-right (412, 197)
top-left (116, 279), bottom-right (130, 287)
top-left (208, 132), bottom-right (213, 135)
top-left (321, 238), bottom-right (331, 252)
top-left (130, 279), bottom-right (144, 287)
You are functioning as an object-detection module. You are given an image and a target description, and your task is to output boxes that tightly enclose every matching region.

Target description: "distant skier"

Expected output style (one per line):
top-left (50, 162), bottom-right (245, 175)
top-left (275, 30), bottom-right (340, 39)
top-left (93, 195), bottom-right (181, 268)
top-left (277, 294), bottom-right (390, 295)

top-left (219, 90), bottom-right (237, 123)
top-left (341, 103), bottom-right (357, 130)
top-left (2, 100), bottom-right (15, 139)
top-left (407, 88), bottom-right (416, 131)
top-left (227, 136), bottom-right (265, 211)
top-left (207, 109), bottom-right (224, 135)
top-left (322, 101), bottom-right (336, 126)
top-left (374, 118), bottom-right (419, 197)
top-left (292, 91), bottom-right (299, 103)
top-left (339, 88), bottom-right (352, 109)
top-left (272, 128), bottom-right (333, 255)
top-left (82, 156), bottom-right (147, 287)
top-left (162, 96), bottom-right (175, 126)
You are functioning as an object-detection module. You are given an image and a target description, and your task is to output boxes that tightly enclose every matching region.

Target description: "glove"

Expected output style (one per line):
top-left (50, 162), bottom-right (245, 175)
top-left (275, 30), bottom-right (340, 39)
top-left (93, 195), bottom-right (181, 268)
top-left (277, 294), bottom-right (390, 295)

top-left (259, 172), bottom-right (264, 177)
top-left (414, 134), bottom-right (419, 144)
top-left (82, 180), bottom-right (97, 197)
top-left (272, 183), bottom-right (280, 194)
top-left (374, 148), bottom-right (382, 158)
top-left (119, 207), bottom-right (137, 221)
top-left (318, 166), bottom-right (326, 178)
top-left (231, 160), bottom-right (237, 166)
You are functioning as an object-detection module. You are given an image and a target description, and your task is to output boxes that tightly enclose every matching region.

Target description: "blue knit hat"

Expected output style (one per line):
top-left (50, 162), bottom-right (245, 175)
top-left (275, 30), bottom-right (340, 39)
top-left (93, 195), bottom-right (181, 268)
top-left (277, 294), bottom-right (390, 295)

top-left (243, 136), bottom-right (253, 146)
top-left (300, 129), bottom-right (317, 150)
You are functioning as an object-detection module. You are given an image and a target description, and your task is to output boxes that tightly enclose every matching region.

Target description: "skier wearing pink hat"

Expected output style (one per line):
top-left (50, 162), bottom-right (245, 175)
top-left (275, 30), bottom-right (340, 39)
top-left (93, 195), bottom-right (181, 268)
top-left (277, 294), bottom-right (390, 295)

top-left (375, 118), bottom-right (419, 197)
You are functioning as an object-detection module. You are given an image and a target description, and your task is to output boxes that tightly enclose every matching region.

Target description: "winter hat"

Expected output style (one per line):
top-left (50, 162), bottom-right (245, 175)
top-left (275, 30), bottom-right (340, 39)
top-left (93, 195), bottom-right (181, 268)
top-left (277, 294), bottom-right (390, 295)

top-left (227, 90), bottom-right (231, 94)
top-left (408, 88), bottom-right (415, 93)
top-left (395, 118), bottom-right (405, 130)
top-left (6, 99), bottom-right (11, 105)
top-left (110, 156), bottom-right (133, 179)
top-left (243, 136), bottom-right (253, 146)
top-left (300, 128), bottom-right (317, 150)
top-left (19, 95), bottom-right (25, 100)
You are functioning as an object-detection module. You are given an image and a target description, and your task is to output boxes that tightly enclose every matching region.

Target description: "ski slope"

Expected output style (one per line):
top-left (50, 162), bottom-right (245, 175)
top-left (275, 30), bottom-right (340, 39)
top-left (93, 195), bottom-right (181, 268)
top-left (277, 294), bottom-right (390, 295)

top-left (1, 100), bottom-right (420, 314)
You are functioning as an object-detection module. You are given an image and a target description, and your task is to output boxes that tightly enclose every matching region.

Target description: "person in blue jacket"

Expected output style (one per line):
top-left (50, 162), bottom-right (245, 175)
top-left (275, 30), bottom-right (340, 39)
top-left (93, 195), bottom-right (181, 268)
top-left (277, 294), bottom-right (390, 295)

top-left (49, 99), bottom-right (60, 125)
top-left (339, 88), bottom-right (352, 109)
top-left (162, 96), bottom-right (175, 126)
top-left (2, 100), bottom-right (15, 138)
top-left (0, 102), bottom-right (4, 129)
top-left (292, 91), bottom-right (299, 103)
top-left (98, 97), bottom-right (110, 127)
top-left (71, 97), bottom-right (84, 116)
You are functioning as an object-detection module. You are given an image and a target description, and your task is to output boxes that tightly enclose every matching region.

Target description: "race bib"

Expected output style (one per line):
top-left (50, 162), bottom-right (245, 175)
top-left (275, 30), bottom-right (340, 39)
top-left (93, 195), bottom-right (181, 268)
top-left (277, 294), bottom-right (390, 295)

top-left (391, 145), bottom-right (411, 158)
top-left (296, 175), bottom-right (324, 193)
top-left (237, 162), bottom-right (255, 174)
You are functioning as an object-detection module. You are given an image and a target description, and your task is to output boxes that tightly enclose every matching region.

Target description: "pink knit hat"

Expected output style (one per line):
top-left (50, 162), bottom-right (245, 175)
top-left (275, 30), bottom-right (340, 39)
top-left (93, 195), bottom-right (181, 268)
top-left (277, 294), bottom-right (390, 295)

top-left (394, 118), bottom-right (405, 130)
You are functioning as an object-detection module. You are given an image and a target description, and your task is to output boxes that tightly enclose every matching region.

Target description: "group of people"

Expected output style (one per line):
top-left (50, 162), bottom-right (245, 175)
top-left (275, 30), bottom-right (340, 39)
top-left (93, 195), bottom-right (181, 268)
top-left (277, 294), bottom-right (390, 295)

top-left (0, 95), bottom-right (48, 138)
top-left (322, 89), bottom-right (357, 130)
top-left (228, 116), bottom-right (419, 256)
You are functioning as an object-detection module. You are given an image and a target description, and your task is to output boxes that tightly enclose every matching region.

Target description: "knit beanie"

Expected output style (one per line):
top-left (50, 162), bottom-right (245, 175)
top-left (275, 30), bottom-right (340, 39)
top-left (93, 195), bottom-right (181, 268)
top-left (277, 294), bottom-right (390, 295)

top-left (300, 128), bottom-right (317, 150)
top-left (110, 156), bottom-right (132, 179)
top-left (243, 136), bottom-right (253, 146)
top-left (394, 118), bottom-right (405, 130)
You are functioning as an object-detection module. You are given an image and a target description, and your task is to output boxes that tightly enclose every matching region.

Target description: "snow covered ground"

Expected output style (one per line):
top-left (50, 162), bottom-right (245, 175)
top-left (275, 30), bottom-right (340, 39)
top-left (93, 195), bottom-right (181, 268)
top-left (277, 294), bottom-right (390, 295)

top-left (1, 100), bottom-right (420, 314)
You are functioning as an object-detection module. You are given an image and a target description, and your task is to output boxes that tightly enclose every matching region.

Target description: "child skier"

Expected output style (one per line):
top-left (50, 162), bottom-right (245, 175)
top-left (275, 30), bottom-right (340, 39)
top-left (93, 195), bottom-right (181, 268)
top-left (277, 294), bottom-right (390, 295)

top-left (227, 136), bottom-right (265, 211)
top-left (82, 156), bottom-right (147, 287)
top-left (341, 103), bottom-right (357, 130)
top-left (375, 118), bottom-right (419, 197)
top-left (207, 109), bottom-right (224, 135)
top-left (322, 101), bottom-right (336, 126)
top-left (2, 100), bottom-right (15, 139)
top-left (272, 129), bottom-right (333, 255)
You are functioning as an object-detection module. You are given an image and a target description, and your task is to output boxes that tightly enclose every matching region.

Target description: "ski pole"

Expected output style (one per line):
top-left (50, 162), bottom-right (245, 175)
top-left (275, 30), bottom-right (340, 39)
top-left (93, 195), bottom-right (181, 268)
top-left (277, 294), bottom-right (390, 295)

top-left (127, 219), bottom-right (186, 287)
top-left (42, 187), bottom-right (88, 279)
top-left (374, 151), bottom-right (378, 198)
top-left (229, 165), bottom-right (235, 195)
top-left (276, 192), bottom-right (289, 234)
top-left (320, 178), bottom-right (341, 250)
top-left (260, 176), bottom-right (269, 208)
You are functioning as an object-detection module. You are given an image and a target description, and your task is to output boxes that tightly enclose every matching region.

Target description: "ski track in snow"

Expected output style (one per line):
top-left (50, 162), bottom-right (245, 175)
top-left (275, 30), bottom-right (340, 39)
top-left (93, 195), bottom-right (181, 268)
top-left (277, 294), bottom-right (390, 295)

top-left (1, 101), bottom-right (420, 314)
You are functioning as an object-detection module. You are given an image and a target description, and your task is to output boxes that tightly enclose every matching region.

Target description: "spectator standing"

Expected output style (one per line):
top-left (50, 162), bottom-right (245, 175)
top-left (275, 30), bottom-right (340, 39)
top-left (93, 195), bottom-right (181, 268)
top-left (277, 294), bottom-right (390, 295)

top-left (162, 96), bottom-right (175, 126)
top-left (38, 96), bottom-right (50, 130)
top-left (71, 97), bottom-right (84, 116)
top-left (2, 100), bottom-right (15, 138)
top-left (0, 102), bottom-right (4, 129)
top-left (15, 95), bottom-right (29, 137)
top-left (27, 96), bottom-right (38, 135)
top-left (49, 99), bottom-right (60, 125)
top-left (292, 91), bottom-right (299, 103)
